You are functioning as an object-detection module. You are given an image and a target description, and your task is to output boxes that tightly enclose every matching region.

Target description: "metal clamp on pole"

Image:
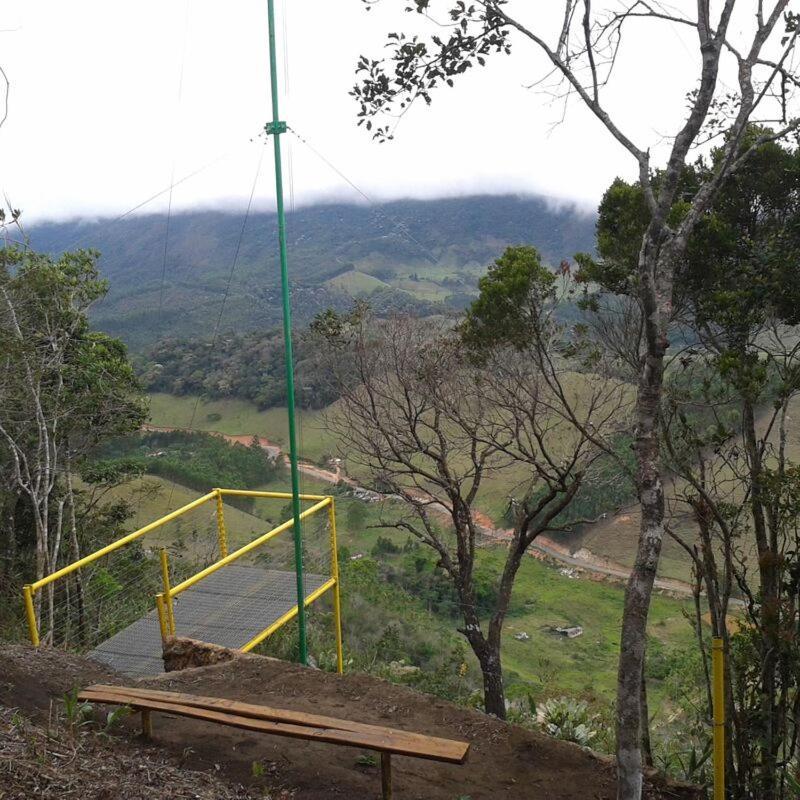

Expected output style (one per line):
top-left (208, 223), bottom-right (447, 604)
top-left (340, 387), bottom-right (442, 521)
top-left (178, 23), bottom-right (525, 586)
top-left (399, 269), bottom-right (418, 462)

top-left (265, 120), bottom-right (287, 135)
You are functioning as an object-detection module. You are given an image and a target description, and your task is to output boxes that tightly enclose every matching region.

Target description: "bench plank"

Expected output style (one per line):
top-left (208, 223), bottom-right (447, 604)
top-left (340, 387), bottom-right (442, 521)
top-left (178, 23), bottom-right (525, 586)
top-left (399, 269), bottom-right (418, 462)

top-left (83, 684), bottom-right (467, 761)
top-left (78, 687), bottom-right (469, 764)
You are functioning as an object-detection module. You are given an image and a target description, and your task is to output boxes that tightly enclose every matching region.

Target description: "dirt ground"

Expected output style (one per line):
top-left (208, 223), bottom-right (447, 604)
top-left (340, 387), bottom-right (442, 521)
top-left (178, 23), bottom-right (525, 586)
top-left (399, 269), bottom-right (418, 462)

top-left (0, 644), bottom-right (699, 800)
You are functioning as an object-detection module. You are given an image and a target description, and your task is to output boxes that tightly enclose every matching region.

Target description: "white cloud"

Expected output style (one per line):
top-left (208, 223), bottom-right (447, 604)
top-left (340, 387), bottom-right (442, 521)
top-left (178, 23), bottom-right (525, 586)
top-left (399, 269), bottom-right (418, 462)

top-left (0, 1), bottom-right (760, 223)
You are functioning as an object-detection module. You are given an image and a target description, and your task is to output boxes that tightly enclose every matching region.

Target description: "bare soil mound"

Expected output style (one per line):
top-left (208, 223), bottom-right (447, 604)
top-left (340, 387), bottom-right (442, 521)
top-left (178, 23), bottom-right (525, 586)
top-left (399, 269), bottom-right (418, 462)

top-left (0, 707), bottom-right (269, 800)
top-left (0, 644), bottom-right (698, 799)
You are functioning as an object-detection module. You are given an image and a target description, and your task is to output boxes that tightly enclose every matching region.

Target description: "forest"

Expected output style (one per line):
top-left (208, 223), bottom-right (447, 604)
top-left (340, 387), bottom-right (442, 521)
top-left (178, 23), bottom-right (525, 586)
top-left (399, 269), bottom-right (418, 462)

top-left (141, 329), bottom-right (343, 410)
top-left (4, 2), bottom-right (800, 799)
top-left (4, 132), bottom-right (800, 799)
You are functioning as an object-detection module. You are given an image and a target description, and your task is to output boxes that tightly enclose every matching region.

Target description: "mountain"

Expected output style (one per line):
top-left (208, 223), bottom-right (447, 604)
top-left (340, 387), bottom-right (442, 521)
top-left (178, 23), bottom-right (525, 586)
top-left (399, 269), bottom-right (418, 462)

top-left (28, 194), bottom-right (596, 350)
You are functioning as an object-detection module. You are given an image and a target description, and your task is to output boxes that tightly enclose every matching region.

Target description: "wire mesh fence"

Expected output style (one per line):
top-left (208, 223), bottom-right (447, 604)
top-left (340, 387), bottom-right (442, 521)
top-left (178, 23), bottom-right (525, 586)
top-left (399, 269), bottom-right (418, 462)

top-left (24, 490), bottom-right (221, 653)
top-left (160, 494), bottom-right (340, 657)
top-left (34, 543), bottom-right (162, 652)
top-left (23, 489), bottom-right (342, 675)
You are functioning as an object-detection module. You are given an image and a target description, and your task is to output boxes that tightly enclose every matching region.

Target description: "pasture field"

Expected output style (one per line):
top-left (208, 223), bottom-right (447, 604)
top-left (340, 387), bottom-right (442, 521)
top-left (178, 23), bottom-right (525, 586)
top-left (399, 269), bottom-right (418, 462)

top-left (148, 383), bottom-right (800, 587)
top-left (147, 393), bottom-right (335, 464)
top-left (324, 269), bottom-right (389, 294)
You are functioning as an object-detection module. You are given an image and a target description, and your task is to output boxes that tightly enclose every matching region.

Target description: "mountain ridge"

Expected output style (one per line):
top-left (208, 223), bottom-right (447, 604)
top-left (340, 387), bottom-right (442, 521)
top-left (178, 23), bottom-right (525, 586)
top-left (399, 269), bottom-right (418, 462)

top-left (28, 193), bottom-right (596, 349)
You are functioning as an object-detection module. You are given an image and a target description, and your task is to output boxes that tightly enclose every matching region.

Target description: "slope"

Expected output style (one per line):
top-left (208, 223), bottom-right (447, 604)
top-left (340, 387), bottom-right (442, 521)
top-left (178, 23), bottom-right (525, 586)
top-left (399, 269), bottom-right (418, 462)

top-left (28, 194), bottom-right (595, 349)
top-left (1, 644), bottom-right (699, 799)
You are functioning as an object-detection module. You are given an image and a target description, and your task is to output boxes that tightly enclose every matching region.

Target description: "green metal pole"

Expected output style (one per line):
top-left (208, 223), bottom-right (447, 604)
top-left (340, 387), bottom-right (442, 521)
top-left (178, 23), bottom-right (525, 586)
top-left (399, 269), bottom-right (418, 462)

top-left (266, 0), bottom-right (307, 666)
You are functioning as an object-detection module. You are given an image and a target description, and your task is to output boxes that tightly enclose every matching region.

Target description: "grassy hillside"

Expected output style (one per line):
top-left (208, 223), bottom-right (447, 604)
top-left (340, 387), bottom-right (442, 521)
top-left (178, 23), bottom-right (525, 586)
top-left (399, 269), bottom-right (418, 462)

top-left (29, 195), bottom-right (595, 349)
top-left (553, 393), bottom-right (800, 582)
top-left (148, 392), bottom-right (335, 463)
top-left (324, 269), bottom-right (389, 293)
top-left (100, 468), bottom-right (695, 706)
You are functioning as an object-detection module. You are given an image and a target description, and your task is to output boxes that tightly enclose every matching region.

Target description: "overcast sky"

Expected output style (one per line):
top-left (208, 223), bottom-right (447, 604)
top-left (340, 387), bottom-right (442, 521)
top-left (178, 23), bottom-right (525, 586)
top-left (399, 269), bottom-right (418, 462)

top-left (0, 2), bottom-right (774, 223)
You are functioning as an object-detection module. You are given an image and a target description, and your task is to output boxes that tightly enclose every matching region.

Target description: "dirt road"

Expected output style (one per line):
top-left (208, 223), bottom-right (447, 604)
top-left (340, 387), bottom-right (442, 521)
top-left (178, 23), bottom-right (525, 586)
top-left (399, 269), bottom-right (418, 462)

top-left (145, 424), bottom-right (699, 597)
top-left (143, 424), bottom-right (283, 460)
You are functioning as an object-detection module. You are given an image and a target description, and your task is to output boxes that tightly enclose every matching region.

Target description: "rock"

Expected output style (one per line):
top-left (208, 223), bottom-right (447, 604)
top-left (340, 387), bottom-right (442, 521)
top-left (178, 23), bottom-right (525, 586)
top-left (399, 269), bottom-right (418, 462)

top-left (387, 660), bottom-right (421, 677)
top-left (162, 636), bottom-right (238, 672)
top-left (553, 625), bottom-right (584, 639)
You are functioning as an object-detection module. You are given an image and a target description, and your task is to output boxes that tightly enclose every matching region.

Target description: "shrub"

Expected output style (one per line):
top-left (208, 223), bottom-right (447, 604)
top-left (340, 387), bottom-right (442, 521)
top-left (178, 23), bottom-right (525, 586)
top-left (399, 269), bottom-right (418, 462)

top-left (537, 697), bottom-right (598, 747)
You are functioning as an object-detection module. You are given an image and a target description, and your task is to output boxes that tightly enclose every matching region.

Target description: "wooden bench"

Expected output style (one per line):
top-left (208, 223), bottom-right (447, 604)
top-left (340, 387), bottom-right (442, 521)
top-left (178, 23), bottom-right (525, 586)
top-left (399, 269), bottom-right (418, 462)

top-left (78, 685), bottom-right (469, 799)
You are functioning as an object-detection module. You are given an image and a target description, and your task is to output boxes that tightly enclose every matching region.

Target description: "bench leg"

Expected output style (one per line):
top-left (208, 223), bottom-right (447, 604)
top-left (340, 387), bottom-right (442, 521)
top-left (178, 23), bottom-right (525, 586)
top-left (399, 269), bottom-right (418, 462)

top-left (141, 709), bottom-right (153, 740)
top-left (380, 752), bottom-right (392, 800)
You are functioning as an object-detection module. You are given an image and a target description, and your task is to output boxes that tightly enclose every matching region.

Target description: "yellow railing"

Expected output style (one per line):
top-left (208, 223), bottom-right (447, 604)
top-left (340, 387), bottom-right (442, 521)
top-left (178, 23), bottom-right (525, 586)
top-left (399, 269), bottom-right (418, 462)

top-left (156, 492), bottom-right (343, 672)
top-left (22, 488), bottom-right (343, 674)
top-left (23, 489), bottom-right (221, 647)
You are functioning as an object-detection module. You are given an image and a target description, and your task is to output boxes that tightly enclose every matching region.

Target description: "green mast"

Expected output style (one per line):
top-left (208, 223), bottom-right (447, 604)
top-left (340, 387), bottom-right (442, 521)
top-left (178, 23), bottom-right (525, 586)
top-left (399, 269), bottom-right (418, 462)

top-left (265, 0), bottom-right (308, 665)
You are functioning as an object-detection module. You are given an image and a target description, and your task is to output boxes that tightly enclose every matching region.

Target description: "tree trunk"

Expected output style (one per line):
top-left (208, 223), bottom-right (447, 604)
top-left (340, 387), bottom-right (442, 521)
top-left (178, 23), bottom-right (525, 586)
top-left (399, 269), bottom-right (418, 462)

top-left (617, 239), bottom-right (671, 800)
top-left (476, 641), bottom-right (506, 718)
top-left (640, 661), bottom-right (653, 768)
top-left (3, 499), bottom-right (16, 580)
top-left (460, 590), bottom-right (507, 719)
top-left (742, 397), bottom-right (779, 800)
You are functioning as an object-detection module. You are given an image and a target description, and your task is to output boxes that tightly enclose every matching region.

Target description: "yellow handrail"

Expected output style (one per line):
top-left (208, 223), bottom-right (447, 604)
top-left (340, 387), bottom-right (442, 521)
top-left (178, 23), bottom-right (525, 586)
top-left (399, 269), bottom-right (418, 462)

top-left (23, 585), bottom-right (39, 647)
top-left (241, 577), bottom-right (337, 652)
top-left (169, 496), bottom-right (332, 597)
top-left (22, 487), bottom-right (344, 673)
top-left (159, 549), bottom-right (176, 636)
top-left (328, 498), bottom-right (344, 674)
top-left (218, 488), bottom-right (329, 501)
top-left (29, 490), bottom-right (218, 592)
top-left (712, 636), bottom-right (725, 800)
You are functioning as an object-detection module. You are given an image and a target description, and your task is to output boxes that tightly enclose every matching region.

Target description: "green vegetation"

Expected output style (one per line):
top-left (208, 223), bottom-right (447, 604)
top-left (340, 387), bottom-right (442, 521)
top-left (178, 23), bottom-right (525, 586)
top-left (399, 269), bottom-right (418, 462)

top-left (147, 392), bottom-right (335, 463)
top-left (29, 196), bottom-right (595, 350)
top-left (143, 330), bottom-right (342, 411)
top-left (94, 430), bottom-right (279, 499)
top-left (0, 244), bottom-right (148, 650)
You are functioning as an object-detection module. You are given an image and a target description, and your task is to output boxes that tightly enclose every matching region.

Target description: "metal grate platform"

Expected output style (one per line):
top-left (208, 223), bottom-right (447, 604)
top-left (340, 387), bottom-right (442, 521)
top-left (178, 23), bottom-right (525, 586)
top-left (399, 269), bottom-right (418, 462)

top-left (88, 566), bottom-right (327, 677)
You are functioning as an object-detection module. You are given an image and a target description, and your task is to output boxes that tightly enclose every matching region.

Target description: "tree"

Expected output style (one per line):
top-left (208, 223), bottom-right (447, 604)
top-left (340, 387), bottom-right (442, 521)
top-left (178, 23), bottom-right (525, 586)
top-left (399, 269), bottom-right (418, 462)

top-left (353, 5), bottom-right (800, 796)
top-left (0, 245), bottom-right (146, 640)
top-left (314, 266), bottom-right (626, 718)
top-left (582, 134), bottom-right (800, 798)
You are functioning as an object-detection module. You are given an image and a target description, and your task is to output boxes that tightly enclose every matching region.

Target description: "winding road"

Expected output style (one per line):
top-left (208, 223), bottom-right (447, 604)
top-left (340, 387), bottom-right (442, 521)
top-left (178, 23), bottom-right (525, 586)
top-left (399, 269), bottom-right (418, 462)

top-left (145, 423), bottom-right (699, 598)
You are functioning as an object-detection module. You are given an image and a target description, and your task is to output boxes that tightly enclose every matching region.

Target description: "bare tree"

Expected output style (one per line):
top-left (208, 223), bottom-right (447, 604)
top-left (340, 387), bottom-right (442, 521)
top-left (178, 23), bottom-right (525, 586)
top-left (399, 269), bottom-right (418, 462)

top-left (660, 316), bottom-right (800, 798)
top-left (352, 4), bottom-right (800, 794)
top-left (0, 245), bottom-right (146, 641)
top-left (0, 258), bottom-right (84, 631)
top-left (317, 309), bottom-right (625, 717)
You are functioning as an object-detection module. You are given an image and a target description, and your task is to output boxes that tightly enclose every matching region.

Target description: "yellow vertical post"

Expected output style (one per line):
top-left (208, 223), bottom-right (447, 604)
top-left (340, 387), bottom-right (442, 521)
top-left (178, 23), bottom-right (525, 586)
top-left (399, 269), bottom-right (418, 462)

top-left (155, 593), bottom-right (169, 642)
top-left (22, 585), bottom-right (40, 647)
top-left (214, 488), bottom-right (228, 558)
top-left (712, 636), bottom-right (725, 800)
top-left (328, 499), bottom-right (344, 674)
top-left (160, 549), bottom-right (176, 636)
